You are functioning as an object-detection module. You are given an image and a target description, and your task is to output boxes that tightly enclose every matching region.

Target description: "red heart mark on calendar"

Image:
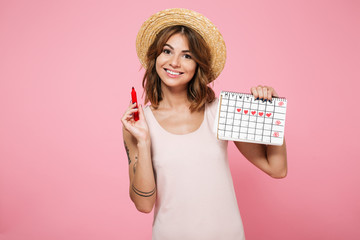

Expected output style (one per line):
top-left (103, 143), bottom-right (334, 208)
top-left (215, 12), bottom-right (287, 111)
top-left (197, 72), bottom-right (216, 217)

top-left (259, 112), bottom-right (264, 116)
top-left (275, 120), bottom-right (281, 125)
top-left (251, 111), bottom-right (256, 115)
top-left (278, 101), bottom-right (284, 106)
top-left (244, 110), bottom-right (248, 114)
top-left (273, 132), bottom-right (279, 137)
top-left (266, 113), bottom-right (272, 117)
top-left (237, 108), bottom-right (241, 112)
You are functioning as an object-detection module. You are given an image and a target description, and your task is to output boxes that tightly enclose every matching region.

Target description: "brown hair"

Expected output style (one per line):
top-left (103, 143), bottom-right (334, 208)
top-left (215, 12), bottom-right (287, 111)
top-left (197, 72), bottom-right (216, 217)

top-left (142, 25), bottom-right (215, 112)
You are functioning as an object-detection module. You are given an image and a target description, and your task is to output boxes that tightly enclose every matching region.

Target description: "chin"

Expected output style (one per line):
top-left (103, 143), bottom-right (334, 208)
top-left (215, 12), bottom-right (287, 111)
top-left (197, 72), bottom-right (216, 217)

top-left (160, 78), bottom-right (189, 90)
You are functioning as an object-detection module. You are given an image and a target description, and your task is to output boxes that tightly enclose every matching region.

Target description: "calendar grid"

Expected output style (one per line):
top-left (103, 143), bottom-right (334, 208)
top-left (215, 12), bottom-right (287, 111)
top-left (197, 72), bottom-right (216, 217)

top-left (223, 96), bottom-right (229, 137)
top-left (245, 95), bottom-right (250, 140)
top-left (239, 96), bottom-right (245, 138)
top-left (216, 91), bottom-right (287, 146)
top-left (230, 96), bottom-right (237, 139)
top-left (269, 101), bottom-right (275, 144)
top-left (259, 99), bottom-right (264, 142)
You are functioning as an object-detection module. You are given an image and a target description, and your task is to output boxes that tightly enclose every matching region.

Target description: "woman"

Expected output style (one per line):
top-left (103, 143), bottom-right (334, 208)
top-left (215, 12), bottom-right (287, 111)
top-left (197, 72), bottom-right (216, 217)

top-left (122, 8), bottom-right (287, 240)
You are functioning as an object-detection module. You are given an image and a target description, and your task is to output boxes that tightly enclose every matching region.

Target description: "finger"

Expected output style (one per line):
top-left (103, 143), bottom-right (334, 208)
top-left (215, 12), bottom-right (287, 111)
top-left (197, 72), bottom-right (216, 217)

top-left (138, 104), bottom-right (145, 120)
top-left (128, 108), bottom-right (139, 114)
top-left (122, 118), bottom-right (135, 133)
top-left (121, 114), bottom-right (132, 129)
top-left (257, 86), bottom-right (264, 100)
top-left (250, 87), bottom-right (259, 99)
top-left (122, 109), bottom-right (138, 123)
top-left (121, 109), bottom-right (138, 130)
top-left (272, 89), bottom-right (279, 98)
top-left (128, 102), bottom-right (138, 111)
top-left (127, 108), bottom-right (139, 120)
top-left (262, 87), bottom-right (268, 102)
top-left (266, 87), bottom-right (273, 102)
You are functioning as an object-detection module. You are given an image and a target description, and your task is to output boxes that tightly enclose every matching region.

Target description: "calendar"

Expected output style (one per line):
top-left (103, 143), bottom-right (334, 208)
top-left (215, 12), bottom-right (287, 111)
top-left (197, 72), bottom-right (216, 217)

top-left (215, 91), bottom-right (287, 145)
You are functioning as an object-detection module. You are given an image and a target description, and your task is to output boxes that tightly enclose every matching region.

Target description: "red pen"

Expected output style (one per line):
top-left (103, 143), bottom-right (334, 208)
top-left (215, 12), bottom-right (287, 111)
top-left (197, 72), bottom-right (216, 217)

top-left (131, 87), bottom-right (139, 121)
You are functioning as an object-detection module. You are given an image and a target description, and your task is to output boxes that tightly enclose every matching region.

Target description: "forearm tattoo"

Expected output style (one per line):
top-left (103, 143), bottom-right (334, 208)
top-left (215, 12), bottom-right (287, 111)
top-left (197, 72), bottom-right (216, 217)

top-left (124, 141), bottom-right (131, 165)
top-left (132, 184), bottom-right (156, 197)
top-left (133, 156), bottom-right (138, 174)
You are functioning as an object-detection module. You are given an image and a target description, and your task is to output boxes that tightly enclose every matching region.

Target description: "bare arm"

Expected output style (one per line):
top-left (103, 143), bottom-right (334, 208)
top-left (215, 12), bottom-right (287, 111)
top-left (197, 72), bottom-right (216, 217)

top-left (234, 139), bottom-right (287, 178)
top-left (234, 85), bottom-right (287, 178)
top-left (122, 103), bottom-right (156, 213)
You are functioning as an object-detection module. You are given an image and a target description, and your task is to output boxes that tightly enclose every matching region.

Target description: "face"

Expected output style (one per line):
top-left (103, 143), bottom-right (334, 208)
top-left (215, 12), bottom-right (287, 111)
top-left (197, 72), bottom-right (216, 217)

top-left (155, 33), bottom-right (197, 91)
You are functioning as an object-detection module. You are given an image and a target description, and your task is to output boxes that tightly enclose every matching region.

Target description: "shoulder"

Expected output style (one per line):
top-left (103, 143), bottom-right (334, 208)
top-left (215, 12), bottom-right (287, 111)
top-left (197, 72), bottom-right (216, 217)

top-left (205, 98), bottom-right (228, 141)
top-left (205, 98), bottom-right (220, 128)
top-left (143, 104), bottom-right (151, 111)
top-left (142, 104), bottom-right (152, 118)
top-left (206, 98), bottom-right (220, 116)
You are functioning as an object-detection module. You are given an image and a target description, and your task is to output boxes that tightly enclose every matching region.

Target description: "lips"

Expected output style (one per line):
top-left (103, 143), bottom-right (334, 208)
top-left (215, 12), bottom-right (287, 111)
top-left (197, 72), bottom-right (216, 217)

top-left (164, 68), bottom-right (184, 76)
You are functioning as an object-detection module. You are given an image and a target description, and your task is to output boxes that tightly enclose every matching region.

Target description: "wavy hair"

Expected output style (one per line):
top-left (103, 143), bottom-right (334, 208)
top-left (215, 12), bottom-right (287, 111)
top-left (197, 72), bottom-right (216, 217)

top-left (142, 25), bottom-right (215, 112)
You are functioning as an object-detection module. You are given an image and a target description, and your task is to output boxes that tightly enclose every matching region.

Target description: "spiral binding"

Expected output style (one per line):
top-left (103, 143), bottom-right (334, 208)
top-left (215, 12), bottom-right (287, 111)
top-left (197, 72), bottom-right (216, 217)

top-left (221, 90), bottom-right (287, 102)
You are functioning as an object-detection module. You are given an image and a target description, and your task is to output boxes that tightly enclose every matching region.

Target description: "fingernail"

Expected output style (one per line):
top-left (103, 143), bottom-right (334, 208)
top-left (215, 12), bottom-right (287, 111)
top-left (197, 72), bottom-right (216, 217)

top-left (256, 98), bottom-right (259, 100)
top-left (268, 99), bottom-right (272, 103)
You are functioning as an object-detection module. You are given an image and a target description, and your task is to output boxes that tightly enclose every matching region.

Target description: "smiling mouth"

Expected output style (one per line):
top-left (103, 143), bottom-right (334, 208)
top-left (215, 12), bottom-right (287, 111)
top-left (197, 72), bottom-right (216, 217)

top-left (164, 68), bottom-right (184, 75)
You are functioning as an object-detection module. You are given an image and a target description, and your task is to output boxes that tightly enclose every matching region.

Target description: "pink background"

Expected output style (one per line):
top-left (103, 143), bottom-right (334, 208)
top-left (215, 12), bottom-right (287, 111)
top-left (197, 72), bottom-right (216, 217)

top-left (1, 0), bottom-right (359, 239)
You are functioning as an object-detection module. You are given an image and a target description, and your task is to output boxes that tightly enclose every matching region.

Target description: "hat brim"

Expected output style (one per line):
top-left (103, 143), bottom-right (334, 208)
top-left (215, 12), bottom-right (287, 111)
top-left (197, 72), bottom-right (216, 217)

top-left (136, 8), bottom-right (226, 82)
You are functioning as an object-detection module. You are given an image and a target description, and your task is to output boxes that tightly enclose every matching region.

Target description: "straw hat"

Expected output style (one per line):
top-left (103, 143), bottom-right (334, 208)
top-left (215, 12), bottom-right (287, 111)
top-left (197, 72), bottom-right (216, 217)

top-left (136, 8), bottom-right (226, 82)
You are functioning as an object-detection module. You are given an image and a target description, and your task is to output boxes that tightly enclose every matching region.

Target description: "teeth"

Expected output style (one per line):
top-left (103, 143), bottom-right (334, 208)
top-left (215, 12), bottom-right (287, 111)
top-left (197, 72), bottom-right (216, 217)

top-left (166, 69), bottom-right (181, 75)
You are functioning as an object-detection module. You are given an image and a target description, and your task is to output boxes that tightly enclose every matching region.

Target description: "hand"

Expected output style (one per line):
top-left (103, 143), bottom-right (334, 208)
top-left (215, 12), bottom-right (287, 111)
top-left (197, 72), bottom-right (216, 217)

top-left (250, 85), bottom-right (279, 102)
top-left (121, 102), bottom-right (150, 143)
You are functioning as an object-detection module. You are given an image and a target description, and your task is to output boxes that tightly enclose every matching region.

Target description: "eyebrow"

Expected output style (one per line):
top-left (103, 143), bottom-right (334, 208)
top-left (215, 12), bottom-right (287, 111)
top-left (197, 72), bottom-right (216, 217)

top-left (164, 44), bottom-right (191, 53)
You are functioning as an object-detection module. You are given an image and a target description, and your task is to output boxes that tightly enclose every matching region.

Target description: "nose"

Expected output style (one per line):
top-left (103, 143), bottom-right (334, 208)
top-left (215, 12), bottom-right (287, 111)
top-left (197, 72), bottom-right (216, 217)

top-left (169, 55), bottom-right (180, 68)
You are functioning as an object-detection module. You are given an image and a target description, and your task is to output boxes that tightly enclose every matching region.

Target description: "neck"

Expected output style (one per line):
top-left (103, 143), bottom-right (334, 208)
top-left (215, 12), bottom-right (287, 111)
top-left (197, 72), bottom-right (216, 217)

top-left (159, 83), bottom-right (190, 110)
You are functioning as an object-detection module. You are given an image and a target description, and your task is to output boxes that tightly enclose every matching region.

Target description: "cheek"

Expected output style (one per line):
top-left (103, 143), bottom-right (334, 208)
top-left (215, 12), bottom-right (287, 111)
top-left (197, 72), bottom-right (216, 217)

top-left (185, 62), bottom-right (197, 74)
top-left (156, 54), bottom-right (166, 65)
top-left (155, 57), bottom-right (164, 74)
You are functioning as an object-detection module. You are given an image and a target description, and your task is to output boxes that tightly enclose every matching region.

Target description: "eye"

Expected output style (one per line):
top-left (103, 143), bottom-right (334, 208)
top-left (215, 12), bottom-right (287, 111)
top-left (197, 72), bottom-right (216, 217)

top-left (162, 49), bottom-right (171, 54)
top-left (183, 54), bottom-right (192, 59)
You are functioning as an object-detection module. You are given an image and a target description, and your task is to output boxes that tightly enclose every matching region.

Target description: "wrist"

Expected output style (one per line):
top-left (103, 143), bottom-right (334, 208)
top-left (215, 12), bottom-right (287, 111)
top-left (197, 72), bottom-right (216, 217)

top-left (137, 138), bottom-right (151, 148)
